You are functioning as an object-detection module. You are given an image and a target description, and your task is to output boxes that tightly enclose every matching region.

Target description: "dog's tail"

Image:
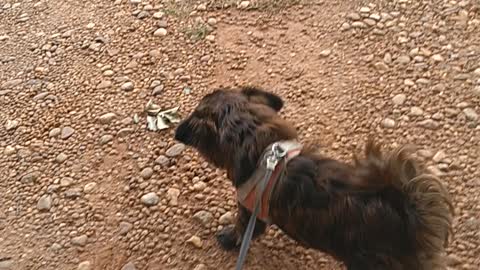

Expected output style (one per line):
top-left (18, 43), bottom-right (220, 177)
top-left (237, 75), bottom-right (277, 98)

top-left (354, 139), bottom-right (454, 268)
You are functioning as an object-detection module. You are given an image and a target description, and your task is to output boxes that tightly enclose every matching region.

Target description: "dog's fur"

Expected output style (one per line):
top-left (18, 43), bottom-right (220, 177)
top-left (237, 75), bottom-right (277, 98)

top-left (174, 87), bottom-right (454, 270)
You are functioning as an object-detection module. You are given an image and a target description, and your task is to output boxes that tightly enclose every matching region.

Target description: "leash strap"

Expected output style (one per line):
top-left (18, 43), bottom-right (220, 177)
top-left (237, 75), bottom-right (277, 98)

top-left (235, 143), bottom-right (287, 270)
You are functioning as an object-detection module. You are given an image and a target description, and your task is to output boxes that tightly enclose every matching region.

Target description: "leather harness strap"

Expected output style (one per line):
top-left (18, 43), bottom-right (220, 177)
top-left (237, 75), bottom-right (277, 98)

top-left (237, 140), bottom-right (303, 223)
top-left (234, 140), bottom-right (303, 270)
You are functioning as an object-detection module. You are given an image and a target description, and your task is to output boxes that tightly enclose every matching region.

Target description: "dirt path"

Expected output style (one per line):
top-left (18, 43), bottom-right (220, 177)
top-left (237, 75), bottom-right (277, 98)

top-left (1, 0), bottom-right (479, 269)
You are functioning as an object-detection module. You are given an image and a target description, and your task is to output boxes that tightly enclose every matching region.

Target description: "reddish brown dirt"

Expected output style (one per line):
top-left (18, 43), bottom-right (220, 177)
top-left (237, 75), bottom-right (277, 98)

top-left (1, 0), bottom-right (479, 270)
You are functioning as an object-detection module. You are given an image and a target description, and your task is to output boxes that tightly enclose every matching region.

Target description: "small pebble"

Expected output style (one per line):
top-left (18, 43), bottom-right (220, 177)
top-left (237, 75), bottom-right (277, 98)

top-left (98, 113), bottom-right (117, 124)
top-left (319, 49), bottom-right (332, 57)
top-left (65, 188), bottom-right (82, 199)
top-left (410, 107), bottom-right (424, 116)
top-left (381, 118), bottom-right (395, 128)
top-left (61, 127), bottom-right (75, 139)
top-left (0, 259), bottom-right (13, 270)
top-left (155, 155), bottom-right (169, 166)
top-left (153, 12), bottom-right (164, 19)
top-left (71, 235), bottom-right (88, 247)
top-left (140, 167), bottom-right (154, 179)
top-left (219, 211), bottom-right (234, 225)
top-left (153, 28), bottom-right (167, 37)
top-left (205, 35), bottom-right (215, 42)
top-left (207, 18), bottom-right (217, 25)
top-left (84, 182), bottom-right (97, 193)
top-left (346, 13), bottom-right (361, 21)
top-left (3, 145), bottom-right (16, 156)
top-left (119, 222), bottom-right (133, 235)
top-left (78, 261), bottom-right (91, 270)
top-left (117, 128), bottom-right (133, 137)
top-left (473, 86), bottom-right (480, 96)
top-left (152, 84), bottom-right (164, 95)
top-left (352, 21), bottom-right (367, 29)
top-left (99, 134), bottom-right (114, 145)
top-left (432, 83), bottom-right (446, 93)
top-left (418, 119), bottom-right (440, 130)
top-left (5, 120), bottom-right (19, 131)
top-left (141, 192), bottom-right (159, 206)
top-left (49, 128), bottom-right (61, 137)
top-left (463, 108), bottom-right (478, 121)
top-left (103, 70), bottom-right (114, 76)
top-left (193, 264), bottom-right (207, 270)
top-left (404, 79), bottom-right (415, 86)
top-left (238, 1), bottom-right (250, 9)
top-left (193, 210), bottom-right (213, 227)
top-left (121, 82), bottom-right (134, 91)
top-left (121, 262), bottom-right (136, 270)
top-left (167, 188), bottom-right (180, 206)
top-left (166, 143), bottom-right (185, 157)
top-left (97, 80), bottom-right (112, 89)
top-left (359, 7), bottom-right (371, 13)
top-left (55, 153), bottom-right (68, 163)
top-left (186, 235), bottom-right (203, 248)
top-left (433, 151), bottom-right (446, 163)
top-left (197, 3), bottom-right (207, 11)
top-left (374, 62), bottom-right (389, 72)
top-left (396, 55), bottom-right (411, 64)
top-left (193, 181), bottom-right (206, 191)
top-left (392, 94), bottom-right (406, 105)
top-left (432, 112), bottom-right (444, 121)
top-left (431, 54), bottom-right (444, 62)
top-left (60, 177), bottom-right (74, 187)
top-left (37, 195), bottom-right (52, 211)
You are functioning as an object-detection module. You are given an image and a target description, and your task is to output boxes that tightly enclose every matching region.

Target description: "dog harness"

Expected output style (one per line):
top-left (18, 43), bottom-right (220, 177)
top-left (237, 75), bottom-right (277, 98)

top-left (236, 140), bottom-right (303, 224)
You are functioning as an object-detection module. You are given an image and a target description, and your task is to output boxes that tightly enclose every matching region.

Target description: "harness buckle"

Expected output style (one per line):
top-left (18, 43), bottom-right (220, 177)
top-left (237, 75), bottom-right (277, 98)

top-left (266, 142), bottom-right (286, 170)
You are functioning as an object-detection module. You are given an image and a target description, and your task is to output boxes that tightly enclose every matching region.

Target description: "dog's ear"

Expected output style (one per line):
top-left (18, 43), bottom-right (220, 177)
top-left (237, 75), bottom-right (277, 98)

top-left (240, 86), bottom-right (284, 112)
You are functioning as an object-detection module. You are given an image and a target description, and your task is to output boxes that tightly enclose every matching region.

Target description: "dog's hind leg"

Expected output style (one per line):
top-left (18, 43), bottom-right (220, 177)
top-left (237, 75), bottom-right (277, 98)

top-left (216, 203), bottom-right (267, 251)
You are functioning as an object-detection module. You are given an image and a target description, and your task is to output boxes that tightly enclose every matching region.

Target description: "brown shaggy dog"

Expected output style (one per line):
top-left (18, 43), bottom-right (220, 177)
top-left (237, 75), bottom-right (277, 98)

top-left (174, 86), bottom-right (454, 270)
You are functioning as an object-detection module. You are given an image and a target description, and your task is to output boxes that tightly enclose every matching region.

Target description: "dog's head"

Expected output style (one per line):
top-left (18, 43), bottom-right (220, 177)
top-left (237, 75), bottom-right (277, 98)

top-left (175, 86), bottom-right (296, 178)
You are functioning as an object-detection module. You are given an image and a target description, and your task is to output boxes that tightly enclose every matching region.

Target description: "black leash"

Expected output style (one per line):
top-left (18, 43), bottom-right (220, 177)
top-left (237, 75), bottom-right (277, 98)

top-left (234, 143), bottom-right (286, 270)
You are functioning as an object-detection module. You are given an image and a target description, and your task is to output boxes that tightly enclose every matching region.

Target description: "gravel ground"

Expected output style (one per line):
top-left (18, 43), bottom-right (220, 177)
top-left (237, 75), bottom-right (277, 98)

top-left (1, 0), bottom-right (479, 269)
